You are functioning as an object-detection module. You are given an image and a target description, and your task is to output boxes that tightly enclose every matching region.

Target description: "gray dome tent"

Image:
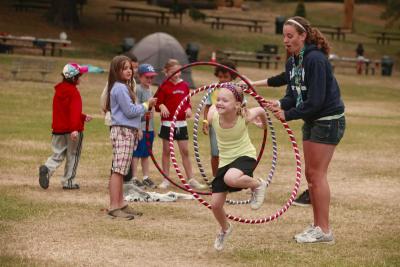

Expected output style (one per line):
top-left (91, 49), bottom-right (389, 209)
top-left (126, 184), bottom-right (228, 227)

top-left (131, 32), bottom-right (194, 88)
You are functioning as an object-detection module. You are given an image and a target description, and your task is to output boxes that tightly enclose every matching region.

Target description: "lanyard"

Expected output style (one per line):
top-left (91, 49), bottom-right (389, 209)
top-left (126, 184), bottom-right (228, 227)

top-left (291, 46), bottom-right (305, 108)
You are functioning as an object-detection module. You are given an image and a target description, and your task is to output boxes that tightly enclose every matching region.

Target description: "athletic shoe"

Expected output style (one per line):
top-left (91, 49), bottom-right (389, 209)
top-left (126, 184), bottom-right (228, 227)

top-left (293, 224), bottom-right (315, 240)
top-left (295, 226), bottom-right (335, 244)
top-left (131, 178), bottom-right (145, 188)
top-left (142, 177), bottom-right (156, 189)
top-left (250, 178), bottom-right (267, 210)
top-left (293, 189), bottom-right (311, 207)
top-left (188, 178), bottom-right (208, 190)
top-left (62, 179), bottom-right (80, 190)
top-left (214, 222), bottom-right (233, 251)
top-left (158, 180), bottom-right (170, 189)
top-left (39, 165), bottom-right (50, 189)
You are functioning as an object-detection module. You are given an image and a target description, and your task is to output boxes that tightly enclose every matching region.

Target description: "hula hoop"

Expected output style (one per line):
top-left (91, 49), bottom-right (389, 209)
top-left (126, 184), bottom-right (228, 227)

top-left (168, 62), bottom-right (302, 224)
top-left (192, 83), bottom-right (278, 205)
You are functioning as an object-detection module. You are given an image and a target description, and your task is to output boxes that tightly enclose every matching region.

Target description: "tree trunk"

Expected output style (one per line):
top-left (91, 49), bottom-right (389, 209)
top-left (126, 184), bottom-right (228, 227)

top-left (47, 0), bottom-right (80, 29)
top-left (343, 0), bottom-right (354, 31)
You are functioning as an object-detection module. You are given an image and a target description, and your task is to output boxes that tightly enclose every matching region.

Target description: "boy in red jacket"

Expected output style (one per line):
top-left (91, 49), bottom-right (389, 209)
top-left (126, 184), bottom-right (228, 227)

top-left (39, 63), bottom-right (92, 190)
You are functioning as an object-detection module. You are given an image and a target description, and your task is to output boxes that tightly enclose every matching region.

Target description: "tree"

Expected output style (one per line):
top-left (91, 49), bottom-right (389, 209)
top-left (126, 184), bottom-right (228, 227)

top-left (46, 0), bottom-right (81, 29)
top-left (381, 0), bottom-right (400, 28)
top-left (342, 0), bottom-right (354, 30)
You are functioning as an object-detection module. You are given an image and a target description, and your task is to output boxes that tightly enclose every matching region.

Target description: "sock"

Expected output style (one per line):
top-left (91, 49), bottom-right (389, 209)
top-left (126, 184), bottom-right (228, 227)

top-left (143, 176), bottom-right (149, 180)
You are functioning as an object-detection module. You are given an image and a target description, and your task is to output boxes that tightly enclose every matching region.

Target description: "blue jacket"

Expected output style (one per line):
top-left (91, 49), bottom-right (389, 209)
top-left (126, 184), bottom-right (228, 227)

top-left (110, 82), bottom-right (147, 128)
top-left (280, 44), bottom-right (345, 122)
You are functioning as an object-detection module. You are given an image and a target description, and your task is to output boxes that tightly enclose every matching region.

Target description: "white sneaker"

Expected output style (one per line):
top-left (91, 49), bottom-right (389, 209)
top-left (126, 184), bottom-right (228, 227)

top-left (214, 222), bottom-right (233, 251)
top-left (294, 224), bottom-right (315, 240)
top-left (188, 178), bottom-right (208, 190)
top-left (250, 178), bottom-right (267, 210)
top-left (158, 180), bottom-right (170, 189)
top-left (296, 226), bottom-right (335, 244)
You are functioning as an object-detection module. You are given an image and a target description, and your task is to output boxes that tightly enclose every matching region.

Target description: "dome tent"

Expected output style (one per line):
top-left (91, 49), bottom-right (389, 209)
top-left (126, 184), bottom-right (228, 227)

top-left (131, 32), bottom-right (194, 88)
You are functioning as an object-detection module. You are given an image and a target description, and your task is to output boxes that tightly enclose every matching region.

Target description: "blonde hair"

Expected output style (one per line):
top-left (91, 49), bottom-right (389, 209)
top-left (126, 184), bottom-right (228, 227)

top-left (284, 16), bottom-right (331, 56)
top-left (163, 58), bottom-right (181, 73)
top-left (106, 55), bottom-right (136, 111)
top-left (220, 83), bottom-right (247, 117)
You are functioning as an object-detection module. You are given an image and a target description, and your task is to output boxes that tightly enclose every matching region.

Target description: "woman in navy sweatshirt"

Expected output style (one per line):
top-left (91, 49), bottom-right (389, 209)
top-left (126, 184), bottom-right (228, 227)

top-left (264, 17), bottom-right (345, 244)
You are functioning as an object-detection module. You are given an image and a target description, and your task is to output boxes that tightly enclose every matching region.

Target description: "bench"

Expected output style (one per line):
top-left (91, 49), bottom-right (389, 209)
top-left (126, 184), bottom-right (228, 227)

top-left (10, 59), bottom-right (55, 81)
top-left (108, 11), bottom-right (169, 25)
top-left (204, 15), bottom-right (267, 32)
top-left (329, 56), bottom-right (379, 75)
top-left (109, 5), bottom-right (170, 25)
top-left (373, 31), bottom-right (400, 45)
top-left (316, 25), bottom-right (351, 41)
top-left (218, 50), bottom-right (280, 69)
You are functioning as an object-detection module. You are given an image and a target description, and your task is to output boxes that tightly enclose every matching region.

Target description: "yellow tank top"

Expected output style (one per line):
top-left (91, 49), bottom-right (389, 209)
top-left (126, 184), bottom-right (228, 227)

top-left (212, 112), bottom-right (256, 167)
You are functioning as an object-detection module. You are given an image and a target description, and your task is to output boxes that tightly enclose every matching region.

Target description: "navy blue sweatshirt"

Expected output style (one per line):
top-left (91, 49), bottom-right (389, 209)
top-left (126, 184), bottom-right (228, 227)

top-left (280, 44), bottom-right (345, 122)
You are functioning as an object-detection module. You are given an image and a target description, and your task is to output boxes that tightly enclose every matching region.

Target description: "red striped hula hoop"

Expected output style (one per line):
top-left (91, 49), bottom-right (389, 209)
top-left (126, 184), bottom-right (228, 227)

top-left (167, 62), bottom-right (302, 224)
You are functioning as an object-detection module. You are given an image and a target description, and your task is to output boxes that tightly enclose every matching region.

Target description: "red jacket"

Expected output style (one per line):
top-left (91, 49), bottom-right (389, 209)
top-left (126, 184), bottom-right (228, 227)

top-left (155, 80), bottom-right (191, 122)
top-left (52, 81), bottom-right (86, 134)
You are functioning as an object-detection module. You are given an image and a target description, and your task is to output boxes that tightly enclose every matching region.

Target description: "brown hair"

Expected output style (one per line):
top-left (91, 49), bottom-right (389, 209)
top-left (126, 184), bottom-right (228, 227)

top-left (106, 55), bottom-right (136, 112)
top-left (284, 16), bottom-right (330, 56)
top-left (214, 59), bottom-right (238, 80)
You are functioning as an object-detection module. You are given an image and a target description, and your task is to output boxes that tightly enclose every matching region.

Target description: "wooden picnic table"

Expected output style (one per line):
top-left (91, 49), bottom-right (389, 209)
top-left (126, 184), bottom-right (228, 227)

top-left (205, 15), bottom-right (269, 32)
top-left (373, 31), bottom-right (400, 45)
top-left (315, 24), bottom-right (351, 41)
top-left (0, 35), bottom-right (71, 56)
top-left (218, 50), bottom-right (280, 69)
top-left (329, 55), bottom-right (379, 75)
top-left (109, 5), bottom-right (171, 25)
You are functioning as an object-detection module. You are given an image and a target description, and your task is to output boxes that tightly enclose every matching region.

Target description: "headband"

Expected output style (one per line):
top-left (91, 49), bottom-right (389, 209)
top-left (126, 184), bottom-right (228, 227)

top-left (286, 19), bottom-right (307, 32)
top-left (221, 83), bottom-right (243, 103)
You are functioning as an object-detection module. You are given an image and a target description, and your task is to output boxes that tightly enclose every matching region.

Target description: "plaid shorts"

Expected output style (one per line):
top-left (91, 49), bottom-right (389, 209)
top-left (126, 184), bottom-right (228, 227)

top-left (110, 126), bottom-right (138, 175)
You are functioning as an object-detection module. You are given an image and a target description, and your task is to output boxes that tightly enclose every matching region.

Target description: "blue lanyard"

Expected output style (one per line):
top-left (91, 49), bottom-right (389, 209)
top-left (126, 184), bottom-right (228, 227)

top-left (291, 47), bottom-right (305, 108)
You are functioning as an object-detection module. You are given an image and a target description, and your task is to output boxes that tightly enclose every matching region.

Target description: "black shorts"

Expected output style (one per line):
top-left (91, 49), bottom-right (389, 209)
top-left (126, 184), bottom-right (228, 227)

top-left (212, 156), bottom-right (256, 193)
top-left (158, 125), bottom-right (189, 141)
top-left (302, 116), bottom-right (346, 145)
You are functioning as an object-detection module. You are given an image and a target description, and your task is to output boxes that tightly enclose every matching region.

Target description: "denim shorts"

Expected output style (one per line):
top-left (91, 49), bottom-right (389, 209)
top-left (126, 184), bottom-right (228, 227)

top-left (302, 116), bottom-right (346, 145)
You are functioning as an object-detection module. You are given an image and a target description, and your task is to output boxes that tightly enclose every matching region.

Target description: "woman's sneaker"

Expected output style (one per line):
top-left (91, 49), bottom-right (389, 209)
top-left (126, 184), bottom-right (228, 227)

top-left (293, 189), bottom-right (311, 207)
top-left (158, 179), bottom-right (170, 189)
top-left (214, 222), bottom-right (233, 251)
top-left (142, 177), bottom-right (156, 189)
top-left (295, 226), bottom-right (335, 244)
top-left (250, 178), bottom-right (267, 210)
top-left (294, 224), bottom-right (315, 239)
top-left (188, 178), bottom-right (208, 190)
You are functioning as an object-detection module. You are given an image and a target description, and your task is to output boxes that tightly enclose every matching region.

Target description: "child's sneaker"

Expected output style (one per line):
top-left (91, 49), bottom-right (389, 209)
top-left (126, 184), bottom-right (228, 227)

top-left (188, 178), bottom-right (208, 190)
top-left (39, 165), bottom-right (50, 189)
top-left (295, 226), bottom-right (335, 244)
top-left (214, 222), bottom-right (233, 251)
top-left (142, 177), bottom-right (156, 189)
top-left (250, 178), bottom-right (267, 210)
top-left (62, 179), bottom-right (80, 190)
top-left (293, 189), bottom-right (311, 207)
top-left (131, 177), bottom-right (145, 188)
top-left (158, 179), bottom-right (170, 189)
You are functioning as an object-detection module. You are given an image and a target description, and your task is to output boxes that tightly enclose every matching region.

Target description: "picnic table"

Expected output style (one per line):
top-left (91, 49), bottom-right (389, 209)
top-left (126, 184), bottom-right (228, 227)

top-left (204, 15), bottom-right (269, 32)
top-left (0, 35), bottom-right (71, 56)
top-left (109, 5), bottom-right (171, 25)
top-left (329, 55), bottom-right (379, 75)
top-left (217, 50), bottom-right (280, 69)
top-left (315, 25), bottom-right (351, 41)
top-left (373, 31), bottom-right (400, 45)
top-left (12, 0), bottom-right (86, 15)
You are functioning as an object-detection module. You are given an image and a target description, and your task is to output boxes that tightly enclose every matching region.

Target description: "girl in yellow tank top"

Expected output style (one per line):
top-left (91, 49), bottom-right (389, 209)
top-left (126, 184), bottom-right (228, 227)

top-left (206, 83), bottom-right (268, 251)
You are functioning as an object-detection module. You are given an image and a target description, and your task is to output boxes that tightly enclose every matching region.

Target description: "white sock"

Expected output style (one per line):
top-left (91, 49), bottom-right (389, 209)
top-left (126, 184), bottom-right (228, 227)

top-left (143, 176), bottom-right (149, 180)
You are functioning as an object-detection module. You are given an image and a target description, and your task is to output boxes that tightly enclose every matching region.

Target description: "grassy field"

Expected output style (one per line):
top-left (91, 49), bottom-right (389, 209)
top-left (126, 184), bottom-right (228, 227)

top-left (0, 52), bottom-right (400, 266)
